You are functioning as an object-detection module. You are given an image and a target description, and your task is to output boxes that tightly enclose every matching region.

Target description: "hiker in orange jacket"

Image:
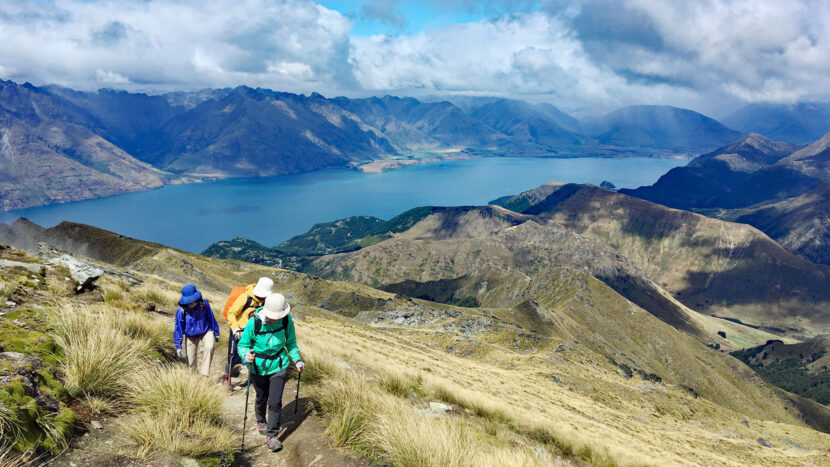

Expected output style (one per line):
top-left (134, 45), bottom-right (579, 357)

top-left (225, 277), bottom-right (273, 377)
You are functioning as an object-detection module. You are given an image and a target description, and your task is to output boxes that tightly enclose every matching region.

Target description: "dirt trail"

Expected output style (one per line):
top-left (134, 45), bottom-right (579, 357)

top-left (222, 363), bottom-right (367, 467)
top-left (51, 330), bottom-right (367, 466)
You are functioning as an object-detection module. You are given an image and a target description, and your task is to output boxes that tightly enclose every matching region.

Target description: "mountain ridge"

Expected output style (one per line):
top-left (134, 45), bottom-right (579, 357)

top-left (1, 78), bottom-right (764, 211)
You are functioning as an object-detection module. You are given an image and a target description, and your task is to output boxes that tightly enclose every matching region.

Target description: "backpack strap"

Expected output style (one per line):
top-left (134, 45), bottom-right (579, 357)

top-left (244, 296), bottom-right (255, 318)
top-left (251, 315), bottom-right (290, 368)
top-left (253, 315), bottom-right (289, 336)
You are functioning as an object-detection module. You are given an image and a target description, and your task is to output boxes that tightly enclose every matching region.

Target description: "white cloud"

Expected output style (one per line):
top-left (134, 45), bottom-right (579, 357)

top-left (95, 69), bottom-right (131, 84)
top-left (0, 0), bottom-right (353, 93)
top-left (0, 0), bottom-right (827, 114)
top-left (546, 0), bottom-right (830, 108)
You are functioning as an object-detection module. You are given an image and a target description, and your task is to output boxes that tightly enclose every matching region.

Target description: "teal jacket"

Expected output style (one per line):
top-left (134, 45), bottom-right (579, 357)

top-left (237, 308), bottom-right (301, 376)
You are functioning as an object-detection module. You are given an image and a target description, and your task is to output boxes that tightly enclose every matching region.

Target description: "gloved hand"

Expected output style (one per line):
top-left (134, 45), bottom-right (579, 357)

top-left (215, 334), bottom-right (220, 343)
top-left (233, 328), bottom-right (243, 339)
top-left (176, 348), bottom-right (182, 358)
top-left (295, 361), bottom-right (305, 372)
top-left (245, 352), bottom-right (255, 363)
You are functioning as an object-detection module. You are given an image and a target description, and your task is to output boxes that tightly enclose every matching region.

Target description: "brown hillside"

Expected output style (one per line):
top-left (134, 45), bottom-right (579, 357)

top-left (3, 222), bottom-right (830, 464)
top-left (517, 184), bottom-right (830, 337)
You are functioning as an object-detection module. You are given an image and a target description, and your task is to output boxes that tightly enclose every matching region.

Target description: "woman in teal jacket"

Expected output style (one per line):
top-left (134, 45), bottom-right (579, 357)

top-left (237, 292), bottom-right (303, 452)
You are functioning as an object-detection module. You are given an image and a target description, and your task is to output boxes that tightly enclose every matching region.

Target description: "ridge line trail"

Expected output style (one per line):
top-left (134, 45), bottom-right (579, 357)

top-left (213, 330), bottom-right (368, 467)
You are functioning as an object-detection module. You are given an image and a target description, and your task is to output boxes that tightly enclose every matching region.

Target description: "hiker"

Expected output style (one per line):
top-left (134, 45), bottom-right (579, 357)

top-left (237, 292), bottom-right (304, 452)
top-left (173, 284), bottom-right (221, 377)
top-left (225, 277), bottom-right (274, 379)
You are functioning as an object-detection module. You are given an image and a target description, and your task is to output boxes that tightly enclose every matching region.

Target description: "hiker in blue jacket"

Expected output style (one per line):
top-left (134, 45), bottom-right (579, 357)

top-left (174, 284), bottom-right (221, 377)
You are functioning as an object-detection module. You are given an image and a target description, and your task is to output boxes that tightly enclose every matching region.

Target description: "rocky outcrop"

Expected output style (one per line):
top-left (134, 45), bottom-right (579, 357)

top-left (36, 243), bottom-right (103, 292)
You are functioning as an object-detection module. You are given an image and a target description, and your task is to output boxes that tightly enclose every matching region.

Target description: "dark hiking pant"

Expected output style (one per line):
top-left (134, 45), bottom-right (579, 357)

top-left (224, 328), bottom-right (242, 375)
top-left (251, 370), bottom-right (287, 437)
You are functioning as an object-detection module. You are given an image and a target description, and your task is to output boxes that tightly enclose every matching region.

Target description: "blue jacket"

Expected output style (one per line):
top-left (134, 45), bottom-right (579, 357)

top-left (173, 299), bottom-right (220, 350)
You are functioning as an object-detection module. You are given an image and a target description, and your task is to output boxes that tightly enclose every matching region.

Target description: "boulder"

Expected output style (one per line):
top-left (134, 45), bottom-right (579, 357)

top-left (36, 243), bottom-right (103, 292)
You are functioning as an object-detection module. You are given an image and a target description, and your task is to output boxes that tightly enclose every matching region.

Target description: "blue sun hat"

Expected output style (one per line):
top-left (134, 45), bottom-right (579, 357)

top-left (179, 284), bottom-right (202, 305)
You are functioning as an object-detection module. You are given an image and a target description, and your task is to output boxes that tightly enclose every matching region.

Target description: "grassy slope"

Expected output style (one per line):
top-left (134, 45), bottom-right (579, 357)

top-left (6, 223), bottom-right (830, 465)
top-left (497, 184), bottom-right (830, 337)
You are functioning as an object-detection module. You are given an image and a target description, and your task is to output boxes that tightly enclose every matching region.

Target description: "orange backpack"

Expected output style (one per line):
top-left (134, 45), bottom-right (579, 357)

top-left (222, 286), bottom-right (248, 321)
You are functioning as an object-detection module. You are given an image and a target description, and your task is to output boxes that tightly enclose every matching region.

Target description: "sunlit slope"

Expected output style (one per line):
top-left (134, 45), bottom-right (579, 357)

top-left (298, 304), bottom-right (830, 466)
top-left (304, 207), bottom-right (782, 348)
top-left (9, 219), bottom-right (830, 464)
top-left (495, 184), bottom-right (830, 337)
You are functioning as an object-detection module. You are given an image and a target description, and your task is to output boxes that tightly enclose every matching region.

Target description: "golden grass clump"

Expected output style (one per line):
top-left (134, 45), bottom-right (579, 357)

top-left (310, 350), bottom-right (558, 467)
top-left (316, 376), bottom-right (377, 449)
top-left (122, 412), bottom-right (236, 459)
top-left (366, 404), bottom-right (476, 466)
top-left (140, 289), bottom-right (171, 308)
top-left (0, 400), bottom-right (21, 442)
top-left (297, 344), bottom-right (344, 385)
top-left (122, 365), bottom-right (235, 459)
top-left (0, 279), bottom-right (15, 302)
top-left (128, 365), bottom-right (225, 424)
top-left (378, 370), bottom-right (419, 398)
top-left (115, 311), bottom-right (173, 358)
top-left (0, 442), bottom-right (38, 467)
top-left (52, 308), bottom-right (146, 399)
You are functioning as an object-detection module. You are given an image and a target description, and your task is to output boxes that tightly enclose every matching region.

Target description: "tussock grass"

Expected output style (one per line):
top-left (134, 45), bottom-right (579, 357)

top-left (33, 410), bottom-right (71, 453)
top-left (122, 412), bottom-right (236, 458)
top-left (44, 275), bottom-right (73, 300)
top-left (367, 404), bottom-right (476, 466)
top-left (138, 288), bottom-right (172, 308)
top-left (0, 400), bottom-right (21, 442)
top-left (128, 366), bottom-right (225, 425)
top-left (82, 395), bottom-right (115, 415)
top-left (378, 370), bottom-right (419, 398)
top-left (0, 442), bottom-right (38, 467)
top-left (0, 279), bottom-right (13, 302)
top-left (102, 288), bottom-right (124, 305)
top-left (123, 365), bottom-right (236, 458)
top-left (52, 307), bottom-right (146, 399)
top-left (298, 344), bottom-right (344, 385)
top-left (423, 377), bottom-right (510, 424)
top-left (316, 376), bottom-right (376, 449)
top-left (116, 311), bottom-right (173, 358)
top-left (309, 342), bottom-right (557, 466)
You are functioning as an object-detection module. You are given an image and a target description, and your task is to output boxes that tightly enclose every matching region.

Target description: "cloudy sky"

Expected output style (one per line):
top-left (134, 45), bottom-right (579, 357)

top-left (1, 0), bottom-right (828, 117)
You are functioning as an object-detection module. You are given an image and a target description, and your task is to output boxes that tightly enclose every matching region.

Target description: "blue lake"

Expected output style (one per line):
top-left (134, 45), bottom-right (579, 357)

top-left (1, 157), bottom-right (687, 253)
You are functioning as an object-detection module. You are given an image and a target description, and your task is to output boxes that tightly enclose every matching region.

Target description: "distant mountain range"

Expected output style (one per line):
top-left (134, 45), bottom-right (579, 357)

top-left (7, 78), bottom-right (828, 210)
top-left (621, 131), bottom-right (830, 265)
top-left (724, 103), bottom-right (830, 145)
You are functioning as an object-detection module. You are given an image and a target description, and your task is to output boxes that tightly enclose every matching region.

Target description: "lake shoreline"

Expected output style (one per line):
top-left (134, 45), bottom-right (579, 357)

top-left (1, 156), bottom-right (689, 252)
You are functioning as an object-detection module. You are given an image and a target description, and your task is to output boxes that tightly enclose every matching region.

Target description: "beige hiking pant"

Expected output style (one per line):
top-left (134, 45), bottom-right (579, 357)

top-left (184, 332), bottom-right (215, 376)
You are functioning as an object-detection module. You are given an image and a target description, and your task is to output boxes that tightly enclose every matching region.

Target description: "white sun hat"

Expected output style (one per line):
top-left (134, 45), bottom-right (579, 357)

top-left (260, 293), bottom-right (290, 320)
top-left (252, 277), bottom-right (274, 298)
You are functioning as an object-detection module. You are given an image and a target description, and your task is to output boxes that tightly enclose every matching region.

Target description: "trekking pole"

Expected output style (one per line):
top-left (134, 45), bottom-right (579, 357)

top-left (241, 360), bottom-right (252, 451)
top-left (226, 332), bottom-right (235, 390)
top-left (294, 370), bottom-right (301, 415)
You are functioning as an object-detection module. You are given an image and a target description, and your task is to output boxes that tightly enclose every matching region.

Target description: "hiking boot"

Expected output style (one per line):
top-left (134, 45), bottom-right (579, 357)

top-left (257, 422), bottom-right (267, 434)
top-left (265, 435), bottom-right (282, 452)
